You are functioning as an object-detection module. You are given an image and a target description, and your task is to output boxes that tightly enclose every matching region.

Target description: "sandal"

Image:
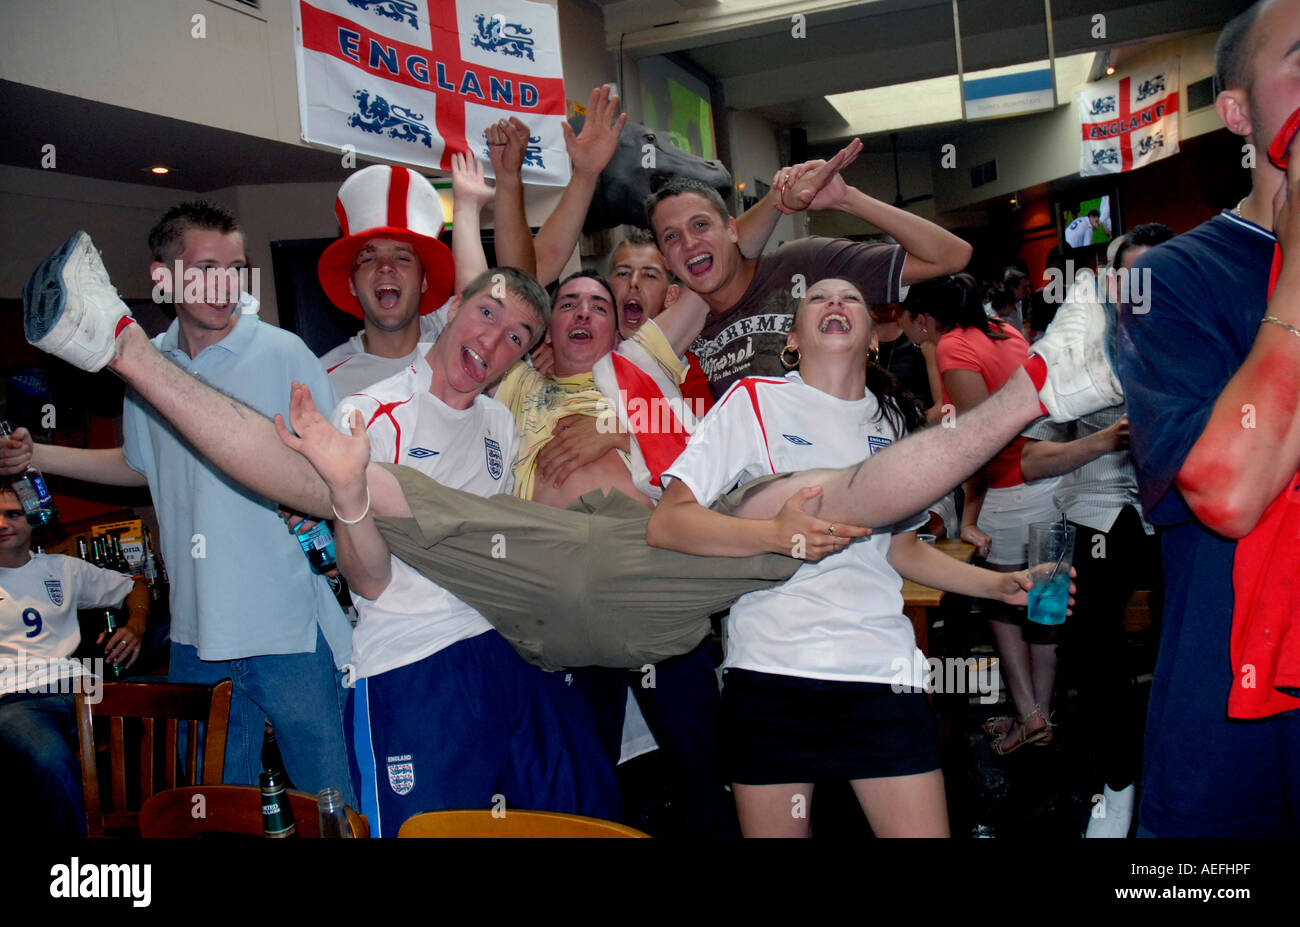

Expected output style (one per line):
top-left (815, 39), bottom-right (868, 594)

top-left (992, 706), bottom-right (1050, 755)
top-left (1033, 709), bottom-right (1057, 747)
top-left (981, 715), bottom-right (1015, 737)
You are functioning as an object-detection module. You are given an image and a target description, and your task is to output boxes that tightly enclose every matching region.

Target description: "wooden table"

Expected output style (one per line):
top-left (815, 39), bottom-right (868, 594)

top-left (901, 538), bottom-right (975, 656)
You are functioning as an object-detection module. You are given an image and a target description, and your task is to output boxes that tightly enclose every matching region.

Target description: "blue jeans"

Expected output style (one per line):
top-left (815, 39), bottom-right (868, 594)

top-left (0, 691), bottom-right (86, 837)
top-left (169, 627), bottom-right (356, 808)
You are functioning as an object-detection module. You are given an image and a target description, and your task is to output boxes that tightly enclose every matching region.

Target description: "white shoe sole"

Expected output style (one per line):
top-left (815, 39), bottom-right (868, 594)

top-left (24, 231), bottom-right (130, 372)
top-left (1030, 297), bottom-right (1124, 422)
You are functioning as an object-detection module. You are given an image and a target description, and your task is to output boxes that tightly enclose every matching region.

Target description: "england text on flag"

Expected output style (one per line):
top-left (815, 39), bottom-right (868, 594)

top-left (293, 0), bottom-right (570, 185)
top-left (1076, 58), bottom-right (1180, 176)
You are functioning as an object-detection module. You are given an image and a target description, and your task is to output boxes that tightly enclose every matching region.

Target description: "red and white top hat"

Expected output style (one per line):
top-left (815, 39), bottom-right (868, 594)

top-left (317, 164), bottom-right (455, 318)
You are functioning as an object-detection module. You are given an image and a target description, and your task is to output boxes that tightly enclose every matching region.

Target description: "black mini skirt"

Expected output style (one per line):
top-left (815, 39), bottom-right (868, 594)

top-left (720, 668), bottom-right (942, 785)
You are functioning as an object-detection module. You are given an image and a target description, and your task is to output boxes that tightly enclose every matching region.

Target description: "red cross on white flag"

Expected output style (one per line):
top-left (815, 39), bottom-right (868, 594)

top-left (1076, 58), bottom-right (1180, 177)
top-left (293, 0), bottom-right (570, 185)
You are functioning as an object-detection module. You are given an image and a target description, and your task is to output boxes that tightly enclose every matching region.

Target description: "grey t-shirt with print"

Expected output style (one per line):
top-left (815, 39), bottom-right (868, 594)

top-left (689, 236), bottom-right (905, 398)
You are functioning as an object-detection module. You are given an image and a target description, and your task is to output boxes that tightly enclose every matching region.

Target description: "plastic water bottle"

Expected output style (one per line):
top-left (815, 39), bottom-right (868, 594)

top-left (295, 521), bottom-right (337, 575)
top-left (316, 787), bottom-right (354, 838)
top-left (0, 421), bottom-right (58, 527)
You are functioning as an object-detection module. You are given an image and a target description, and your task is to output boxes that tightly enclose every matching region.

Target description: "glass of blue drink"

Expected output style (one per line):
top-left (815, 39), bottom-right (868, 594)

top-left (1027, 522), bottom-right (1075, 625)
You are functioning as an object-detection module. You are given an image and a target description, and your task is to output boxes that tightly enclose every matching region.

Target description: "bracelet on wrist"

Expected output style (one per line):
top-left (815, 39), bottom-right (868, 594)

top-left (1261, 316), bottom-right (1300, 339)
top-left (332, 486), bottom-right (372, 525)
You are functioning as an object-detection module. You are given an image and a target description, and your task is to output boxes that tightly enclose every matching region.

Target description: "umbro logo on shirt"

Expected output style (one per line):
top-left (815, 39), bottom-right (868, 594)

top-left (782, 434), bottom-right (813, 446)
top-left (407, 447), bottom-right (439, 459)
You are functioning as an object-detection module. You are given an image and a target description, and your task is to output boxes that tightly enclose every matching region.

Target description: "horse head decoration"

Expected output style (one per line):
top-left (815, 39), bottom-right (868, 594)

top-left (571, 115), bottom-right (733, 232)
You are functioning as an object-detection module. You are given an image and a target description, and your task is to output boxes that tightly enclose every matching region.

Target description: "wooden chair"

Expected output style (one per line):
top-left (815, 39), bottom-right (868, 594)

top-left (76, 679), bottom-right (232, 836)
top-left (397, 809), bottom-right (649, 838)
top-left (139, 785), bottom-right (369, 838)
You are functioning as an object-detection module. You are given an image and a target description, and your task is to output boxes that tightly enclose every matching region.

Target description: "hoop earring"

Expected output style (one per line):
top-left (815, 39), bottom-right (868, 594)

top-left (867, 347), bottom-right (879, 364)
top-left (780, 345), bottom-right (801, 369)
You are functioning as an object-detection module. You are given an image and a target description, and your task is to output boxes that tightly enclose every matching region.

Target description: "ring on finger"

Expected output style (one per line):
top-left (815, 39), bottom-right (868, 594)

top-left (827, 524), bottom-right (836, 537)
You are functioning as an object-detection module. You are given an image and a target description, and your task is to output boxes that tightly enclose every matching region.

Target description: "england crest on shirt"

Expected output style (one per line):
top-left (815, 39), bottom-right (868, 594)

top-left (868, 435), bottom-right (892, 455)
top-left (44, 579), bottom-right (64, 607)
top-left (484, 437), bottom-right (504, 480)
top-left (387, 754), bottom-right (415, 795)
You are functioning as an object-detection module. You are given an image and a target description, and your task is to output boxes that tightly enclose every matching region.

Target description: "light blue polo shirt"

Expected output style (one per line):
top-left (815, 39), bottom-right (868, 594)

top-left (122, 312), bottom-right (352, 667)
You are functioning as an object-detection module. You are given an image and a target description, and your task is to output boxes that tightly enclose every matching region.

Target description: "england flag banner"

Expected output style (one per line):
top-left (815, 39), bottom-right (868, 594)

top-left (292, 0), bottom-right (569, 185)
top-left (1076, 58), bottom-right (1180, 176)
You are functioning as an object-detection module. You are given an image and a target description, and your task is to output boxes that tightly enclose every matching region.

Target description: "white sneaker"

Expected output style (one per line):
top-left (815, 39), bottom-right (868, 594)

top-left (23, 231), bottom-right (133, 372)
top-left (1030, 296), bottom-right (1124, 423)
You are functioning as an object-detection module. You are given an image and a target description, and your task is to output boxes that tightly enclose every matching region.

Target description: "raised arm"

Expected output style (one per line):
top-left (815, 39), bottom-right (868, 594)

top-left (735, 184), bottom-right (785, 259)
top-left (531, 85), bottom-right (625, 285)
top-left (787, 147), bottom-right (971, 284)
top-left (842, 189), bottom-right (971, 284)
top-left (736, 140), bottom-right (865, 258)
top-left (484, 117), bottom-right (537, 279)
top-left (450, 151), bottom-right (495, 292)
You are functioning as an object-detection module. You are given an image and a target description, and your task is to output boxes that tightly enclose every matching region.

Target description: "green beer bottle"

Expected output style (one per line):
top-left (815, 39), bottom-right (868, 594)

top-left (260, 769), bottom-right (298, 838)
top-left (90, 537), bottom-right (124, 679)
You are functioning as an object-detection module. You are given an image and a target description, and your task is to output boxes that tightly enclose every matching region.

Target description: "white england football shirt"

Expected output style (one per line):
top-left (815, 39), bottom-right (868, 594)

top-left (321, 308), bottom-right (449, 399)
top-left (332, 348), bottom-right (520, 680)
top-left (663, 372), bottom-right (927, 685)
top-left (1065, 216), bottom-right (1095, 249)
top-left (0, 553), bottom-right (134, 695)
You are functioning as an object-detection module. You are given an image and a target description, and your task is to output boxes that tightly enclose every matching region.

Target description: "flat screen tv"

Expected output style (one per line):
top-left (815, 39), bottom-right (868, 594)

top-left (638, 55), bottom-right (718, 162)
top-left (1055, 191), bottom-right (1121, 254)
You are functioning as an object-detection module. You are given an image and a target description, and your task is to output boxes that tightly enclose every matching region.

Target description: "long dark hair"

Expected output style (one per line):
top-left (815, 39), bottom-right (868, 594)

top-left (790, 282), bottom-right (925, 437)
top-left (904, 274), bottom-right (1011, 340)
top-left (865, 360), bottom-right (925, 436)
